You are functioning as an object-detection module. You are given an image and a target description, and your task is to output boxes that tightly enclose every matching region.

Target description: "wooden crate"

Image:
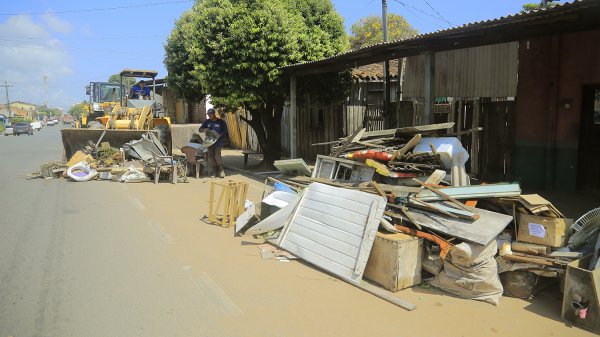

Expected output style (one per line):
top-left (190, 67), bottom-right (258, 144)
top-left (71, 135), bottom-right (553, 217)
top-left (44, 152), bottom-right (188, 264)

top-left (364, 232), bottom-right (423, 292)
top-left (208, 180), bottom-right (248, 228)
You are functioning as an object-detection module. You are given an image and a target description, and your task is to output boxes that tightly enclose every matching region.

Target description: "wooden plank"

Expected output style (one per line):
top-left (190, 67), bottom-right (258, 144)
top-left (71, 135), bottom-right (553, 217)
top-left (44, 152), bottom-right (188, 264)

top-left (412, 178), bottom-right (477, 215)
top-left (362, 122), bottom-right (454, 138)
top-left (370, 181), bottom-right (387, 198)
top-left (355, 280), bottom-right (416, 311)
top-left (502, 254), bottom-right (554, 266)
top-left (331, 127), bottom-right (365, 157)
top-left (415, 183), bottom-right (521, 201)
top-left (423, 169), bottom-right (446, 186)
top-left (405, 206), bottom-right (513, 245)
top-left (407, 199), bottom-right (478, 220)
top-left (391, 133), bottom-right (421, 160)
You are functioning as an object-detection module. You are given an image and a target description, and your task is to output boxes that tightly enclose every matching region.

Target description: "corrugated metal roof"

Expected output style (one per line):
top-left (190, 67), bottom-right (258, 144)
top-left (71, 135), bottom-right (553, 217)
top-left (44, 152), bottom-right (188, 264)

top-left (284, 0), bottom-right (600, 74)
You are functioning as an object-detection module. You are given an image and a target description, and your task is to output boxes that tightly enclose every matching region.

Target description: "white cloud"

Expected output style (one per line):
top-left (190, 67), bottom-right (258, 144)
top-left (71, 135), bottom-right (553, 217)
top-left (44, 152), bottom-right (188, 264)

top-left (41, 12), bottom-right (73, 34)
top-left (0, 15), bottom-right (73, 108)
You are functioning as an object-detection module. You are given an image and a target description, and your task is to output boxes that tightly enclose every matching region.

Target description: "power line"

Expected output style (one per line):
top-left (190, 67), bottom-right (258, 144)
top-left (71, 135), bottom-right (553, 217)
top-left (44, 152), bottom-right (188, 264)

top-left (391, 0), bottom-right (453, 28)
top-left (348, 0), bottom-right (379, 26)
top-left (421, 0), bottom-right (454, 26)
top-left (0, 0), bottom-right (193, 16)
top-left (0, 39), bottom-right (151, 56)
top-left (1, 35), bottom-right (166, 41)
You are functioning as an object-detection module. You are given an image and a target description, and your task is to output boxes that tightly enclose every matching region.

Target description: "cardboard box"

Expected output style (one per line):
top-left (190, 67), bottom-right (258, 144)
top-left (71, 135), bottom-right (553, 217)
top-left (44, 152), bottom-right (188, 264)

top-left (364, 232), bottom-right (423, 292)
top-left (517, 213), bottom-right (573, 247)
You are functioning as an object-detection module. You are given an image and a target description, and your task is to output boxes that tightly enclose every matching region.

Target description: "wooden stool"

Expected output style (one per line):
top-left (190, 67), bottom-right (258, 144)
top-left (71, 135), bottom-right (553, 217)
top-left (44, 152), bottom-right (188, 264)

top-left (208, 180), bottom-right (249, 228)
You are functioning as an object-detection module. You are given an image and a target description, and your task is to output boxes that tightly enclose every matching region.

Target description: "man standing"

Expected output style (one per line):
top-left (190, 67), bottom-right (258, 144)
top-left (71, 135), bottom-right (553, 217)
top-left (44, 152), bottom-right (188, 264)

top-left (199, 108), bottom-right (228, 178)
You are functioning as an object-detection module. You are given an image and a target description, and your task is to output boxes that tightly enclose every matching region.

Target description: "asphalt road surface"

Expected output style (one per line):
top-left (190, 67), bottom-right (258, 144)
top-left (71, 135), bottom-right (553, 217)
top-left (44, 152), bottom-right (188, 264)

top-left (0, 126), bottom-right (226, 336)
top-left (0, 125), bottom-right (593, 337)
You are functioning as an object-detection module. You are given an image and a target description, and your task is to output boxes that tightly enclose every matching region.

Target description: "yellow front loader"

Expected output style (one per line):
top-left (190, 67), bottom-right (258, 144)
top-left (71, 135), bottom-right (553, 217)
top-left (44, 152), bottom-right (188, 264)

top-left (62, 69), bottom-right (172, 161)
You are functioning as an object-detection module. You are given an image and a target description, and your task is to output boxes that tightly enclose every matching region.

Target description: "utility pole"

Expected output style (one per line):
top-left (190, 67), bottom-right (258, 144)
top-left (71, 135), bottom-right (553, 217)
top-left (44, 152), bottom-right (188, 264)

top-left (382, 0), bottom-right (391, 128)
top-left (43, 75), bottom-right (48, 108)
top-left (2, 81), bottom-right (13, 119)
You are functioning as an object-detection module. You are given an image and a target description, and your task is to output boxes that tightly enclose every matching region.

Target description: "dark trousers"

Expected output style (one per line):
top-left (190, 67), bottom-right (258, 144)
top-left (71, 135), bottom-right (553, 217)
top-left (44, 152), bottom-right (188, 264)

top-left (207, 146), bottom-right (223, 167)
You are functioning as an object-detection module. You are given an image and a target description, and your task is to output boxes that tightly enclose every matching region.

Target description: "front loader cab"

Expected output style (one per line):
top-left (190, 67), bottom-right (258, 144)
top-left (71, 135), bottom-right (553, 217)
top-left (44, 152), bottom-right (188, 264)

top-left (82, 82), bottom-right (124, 127)
top-left (114, 68), bottom-right (170, 130)
top-left (119, 69), bottom-right (159, 108)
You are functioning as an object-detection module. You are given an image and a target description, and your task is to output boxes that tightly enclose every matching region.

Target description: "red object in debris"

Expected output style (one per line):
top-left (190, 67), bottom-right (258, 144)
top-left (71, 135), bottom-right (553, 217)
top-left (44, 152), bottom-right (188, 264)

top-left (343, 150), bottom-right (393, 162)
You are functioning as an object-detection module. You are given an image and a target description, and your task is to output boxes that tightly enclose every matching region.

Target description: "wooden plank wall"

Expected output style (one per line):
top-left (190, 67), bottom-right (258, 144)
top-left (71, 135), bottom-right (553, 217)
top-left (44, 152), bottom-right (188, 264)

top-left (223, 110), bottom-right (261, 152)
top-left (403, 42), bottom-right (518, 98)
top-left (296, 98), bottom-right (344, 161)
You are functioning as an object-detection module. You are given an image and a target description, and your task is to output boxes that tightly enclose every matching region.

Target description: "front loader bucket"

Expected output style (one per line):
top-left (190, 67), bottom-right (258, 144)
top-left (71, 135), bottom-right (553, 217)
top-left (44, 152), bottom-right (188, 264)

top-left (61, 128), bottom-right (166, 161)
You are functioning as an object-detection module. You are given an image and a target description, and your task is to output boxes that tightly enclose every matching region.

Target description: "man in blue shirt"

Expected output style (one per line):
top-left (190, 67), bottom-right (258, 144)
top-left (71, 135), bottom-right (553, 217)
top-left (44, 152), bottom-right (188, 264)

top-left (129, 80), bottom-right (151, 99)
top-left (199, 108), bottom-right (228, 178)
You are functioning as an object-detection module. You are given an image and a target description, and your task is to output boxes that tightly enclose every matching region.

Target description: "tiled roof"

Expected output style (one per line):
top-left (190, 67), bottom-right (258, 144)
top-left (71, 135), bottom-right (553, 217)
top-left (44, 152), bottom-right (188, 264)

top-left (352, 59), bottom-right (399, 80)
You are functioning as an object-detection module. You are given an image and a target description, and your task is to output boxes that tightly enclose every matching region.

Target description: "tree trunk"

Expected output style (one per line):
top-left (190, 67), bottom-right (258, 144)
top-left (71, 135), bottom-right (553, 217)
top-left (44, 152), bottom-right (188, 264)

top-left (241, 104), bottom-right (283, 168)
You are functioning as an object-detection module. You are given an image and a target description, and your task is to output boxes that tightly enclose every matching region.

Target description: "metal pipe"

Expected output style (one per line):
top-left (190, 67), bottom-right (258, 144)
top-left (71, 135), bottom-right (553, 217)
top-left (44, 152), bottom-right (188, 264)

top-left (382, 0), bottom-right (390, 127)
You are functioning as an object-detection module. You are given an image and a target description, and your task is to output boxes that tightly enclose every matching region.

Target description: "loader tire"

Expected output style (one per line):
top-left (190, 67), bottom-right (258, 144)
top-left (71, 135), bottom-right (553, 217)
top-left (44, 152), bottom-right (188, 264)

top-left (153, 125), bottom-right (170, 149)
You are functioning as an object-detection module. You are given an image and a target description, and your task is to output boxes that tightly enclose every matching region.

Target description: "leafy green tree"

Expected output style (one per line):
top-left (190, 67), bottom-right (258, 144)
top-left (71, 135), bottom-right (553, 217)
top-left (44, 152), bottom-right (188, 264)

top-left (164, 0), bottom-right (350, 165)
top-left (108, 74), bottom-right (136, 87)
top-left (164, 10), bottom-right (205, 103)
top-left (68, 102), bottom-right (86, 118)
top-left (12, 116), bottom-right (32, 123)
top-left (349, 14), bottom-right (418, 50)
top-left (521, 1), bottom-right (561, 12)
top-left (37, 106), bottom-right (61, 117)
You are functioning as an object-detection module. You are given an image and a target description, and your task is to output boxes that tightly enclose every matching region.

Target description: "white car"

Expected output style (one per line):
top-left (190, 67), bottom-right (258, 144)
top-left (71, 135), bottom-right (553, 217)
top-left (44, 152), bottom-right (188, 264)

top-left (4, 125), bottom-right (14, 136)
top-left (47, 120), bottom-right (55, 126)
top-left (30, 121), bottom-right (42, 131)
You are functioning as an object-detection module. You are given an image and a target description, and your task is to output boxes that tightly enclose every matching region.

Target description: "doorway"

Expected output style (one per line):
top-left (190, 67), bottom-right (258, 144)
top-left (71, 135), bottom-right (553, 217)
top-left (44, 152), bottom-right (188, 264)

top-left (577, 85), bottom-right (600, 194)
top-left (480, 100), bottom-right (516, 182)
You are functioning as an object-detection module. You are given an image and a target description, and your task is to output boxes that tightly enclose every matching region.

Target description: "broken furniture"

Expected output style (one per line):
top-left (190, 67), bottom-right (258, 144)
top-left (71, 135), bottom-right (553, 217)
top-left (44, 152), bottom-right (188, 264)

top-left (275, 182), bottom-right (386, 284)
top-left (273, 158), bottom-right (312, 176)
top-left (562, 255), bottom-right (600, 334)
top-left (312, 155), bottom-right (375, 182)
top-left (151, 152), bottom-right (177, 184)
top-left (208, 180), bottom-right (249, 228)
top-left (244, 191), bottom-right (302, 236)
top-left (364, 232), bottom-right (423, 292)
top-left (180, 145), bottom-right (202, 179)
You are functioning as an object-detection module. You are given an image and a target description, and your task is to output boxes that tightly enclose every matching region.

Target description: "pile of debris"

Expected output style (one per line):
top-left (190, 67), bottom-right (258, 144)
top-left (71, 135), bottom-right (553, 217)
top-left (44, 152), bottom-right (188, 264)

top-left (227, 123), bottom-right (599, 332)
top-left (36, 131), bottom-right (187, 183)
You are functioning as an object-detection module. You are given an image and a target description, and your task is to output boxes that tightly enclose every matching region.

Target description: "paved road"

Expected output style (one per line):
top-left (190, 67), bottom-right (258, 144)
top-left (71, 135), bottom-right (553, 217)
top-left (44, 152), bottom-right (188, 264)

top-left (1, 125), bottom-right (593, 337)
top-left (0, 126), bottom-right (224, 336)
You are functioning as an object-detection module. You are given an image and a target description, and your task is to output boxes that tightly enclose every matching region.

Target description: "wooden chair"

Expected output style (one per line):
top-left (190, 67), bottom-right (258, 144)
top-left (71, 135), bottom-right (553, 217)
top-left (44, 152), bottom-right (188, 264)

top-left (180, 145), bottom-right (202, 179)
top-left (151, 152), bottom-right (177, 184)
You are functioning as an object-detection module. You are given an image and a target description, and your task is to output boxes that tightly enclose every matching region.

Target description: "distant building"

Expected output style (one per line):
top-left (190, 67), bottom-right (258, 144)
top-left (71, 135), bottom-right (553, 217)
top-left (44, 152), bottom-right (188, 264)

top-left (0, 101), bottom-right (38, 119)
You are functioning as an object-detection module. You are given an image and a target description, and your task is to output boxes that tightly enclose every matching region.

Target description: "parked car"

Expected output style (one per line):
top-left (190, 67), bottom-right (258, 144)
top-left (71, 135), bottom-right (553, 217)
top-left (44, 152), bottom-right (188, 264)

top-left (4, 124), bottom-right (13, 136)
top-left (30, 121), bottom-right (42, 131)
top-left (13, 122), bottom-right (33, 136)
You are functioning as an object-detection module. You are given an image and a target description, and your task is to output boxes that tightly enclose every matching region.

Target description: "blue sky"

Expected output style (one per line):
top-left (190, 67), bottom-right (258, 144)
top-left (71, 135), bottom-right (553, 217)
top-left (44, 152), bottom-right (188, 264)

top-left (0, 0), bottom-right (533, 112)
